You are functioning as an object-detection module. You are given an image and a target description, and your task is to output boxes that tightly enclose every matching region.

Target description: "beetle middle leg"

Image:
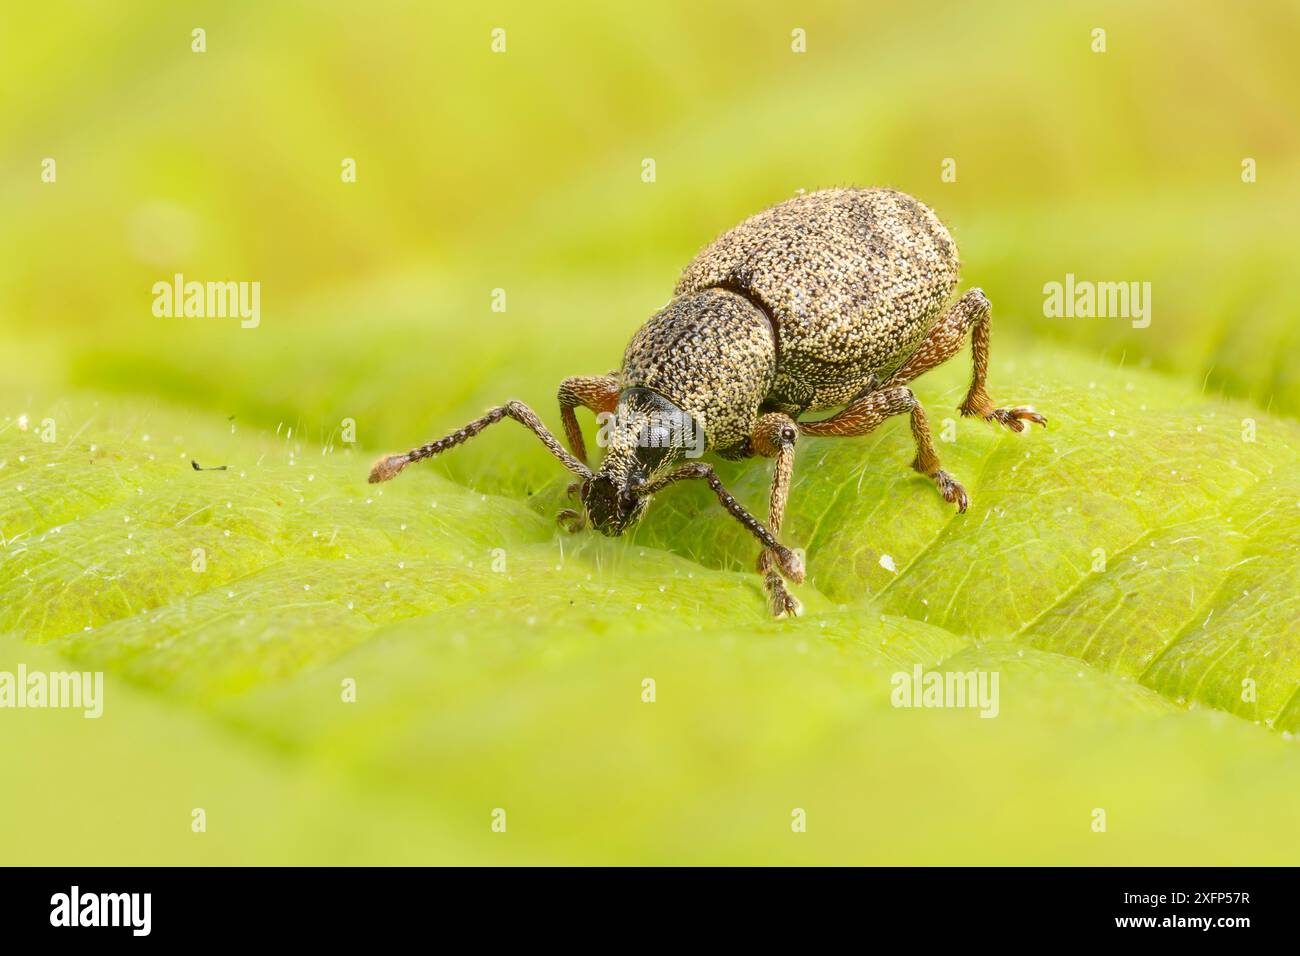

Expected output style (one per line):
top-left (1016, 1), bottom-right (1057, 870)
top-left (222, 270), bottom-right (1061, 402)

top-left (883, 288), bottom-right (1046, 432)
top-left (749, 412), bottom-right (802, 618)
top-left (799, 386), bottom-right (969, 512)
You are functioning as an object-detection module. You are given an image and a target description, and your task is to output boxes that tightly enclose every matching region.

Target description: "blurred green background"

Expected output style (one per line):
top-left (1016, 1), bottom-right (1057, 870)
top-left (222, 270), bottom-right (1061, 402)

top-left (1, 0), bottom-right (1298, 865)
top-left (4, 0), bottom-right (1298, 447)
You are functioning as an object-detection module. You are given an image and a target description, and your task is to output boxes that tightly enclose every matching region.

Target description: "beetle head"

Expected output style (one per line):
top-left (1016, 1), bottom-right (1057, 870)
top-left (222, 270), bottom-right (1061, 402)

top-left (579, 388), bottom-right (698, 536)
top-left (581, 470), bottom-right (649, 536)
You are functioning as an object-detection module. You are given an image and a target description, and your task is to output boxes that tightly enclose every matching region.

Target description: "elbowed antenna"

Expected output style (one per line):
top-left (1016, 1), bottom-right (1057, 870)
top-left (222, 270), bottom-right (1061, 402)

top-left (368, 401), bottom-right (592, 484)
top-left (642, 462), bottom-right (805, 584)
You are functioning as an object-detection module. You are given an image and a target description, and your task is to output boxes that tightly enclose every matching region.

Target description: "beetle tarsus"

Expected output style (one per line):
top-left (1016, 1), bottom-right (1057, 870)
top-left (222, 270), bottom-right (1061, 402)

top-left (556, 507), bottom-right (587, 533)
top-left (764, 573), bottom-right (803, 618)
top-left (985, 406), bottom-right (1047, 432)
top-left (931, 469), bottom-right (969, 513)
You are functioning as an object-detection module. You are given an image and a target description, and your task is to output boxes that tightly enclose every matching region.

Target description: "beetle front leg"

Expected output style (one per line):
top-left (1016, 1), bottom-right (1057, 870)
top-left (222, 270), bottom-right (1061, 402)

top-left (369, 400), bottom-right (591, 484)
top-left (750, 413), bottom-right (802, 618)
top-left (557, 373), bottom-right (621, 464)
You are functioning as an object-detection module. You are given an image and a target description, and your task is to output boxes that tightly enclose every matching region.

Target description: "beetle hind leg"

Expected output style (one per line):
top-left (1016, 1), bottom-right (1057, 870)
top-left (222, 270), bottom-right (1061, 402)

top-left (884, 288), bottom-right (1046, 432)
top-left (800, 386), bottom-right (968, 513)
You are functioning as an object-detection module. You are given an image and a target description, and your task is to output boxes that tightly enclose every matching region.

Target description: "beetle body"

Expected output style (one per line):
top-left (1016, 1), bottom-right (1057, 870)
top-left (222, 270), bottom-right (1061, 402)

top-left (371, 187), bottom-right (1044, 617)
top-left (623, 187), bottom-right (961, 457)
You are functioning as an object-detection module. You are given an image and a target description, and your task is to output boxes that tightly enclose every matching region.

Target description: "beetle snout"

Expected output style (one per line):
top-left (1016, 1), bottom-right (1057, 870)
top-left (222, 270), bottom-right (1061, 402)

top-left (582, 475), bottom-right (647, 536)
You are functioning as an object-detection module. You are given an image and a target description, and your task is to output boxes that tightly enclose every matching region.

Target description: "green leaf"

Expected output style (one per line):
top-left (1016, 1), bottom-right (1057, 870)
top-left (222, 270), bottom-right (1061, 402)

top-left (2, 342), bottom-right (1298, 864)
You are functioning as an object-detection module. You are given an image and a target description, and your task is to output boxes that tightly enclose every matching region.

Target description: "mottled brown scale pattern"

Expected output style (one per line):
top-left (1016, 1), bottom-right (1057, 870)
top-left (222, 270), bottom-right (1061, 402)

top-left (675, 187), bottom-right (960, 411)
top-left (620, 288), bottom-right (775, 452)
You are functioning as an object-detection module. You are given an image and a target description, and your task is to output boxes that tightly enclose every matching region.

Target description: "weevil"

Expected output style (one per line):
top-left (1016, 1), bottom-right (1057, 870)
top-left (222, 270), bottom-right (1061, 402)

top-left (369, 187), bottom-right (1045, 617)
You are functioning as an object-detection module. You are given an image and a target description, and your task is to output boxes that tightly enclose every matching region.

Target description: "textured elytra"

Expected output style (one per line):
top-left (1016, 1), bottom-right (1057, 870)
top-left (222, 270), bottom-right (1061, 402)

top-left (674, 187), bottom-right (960, 412)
